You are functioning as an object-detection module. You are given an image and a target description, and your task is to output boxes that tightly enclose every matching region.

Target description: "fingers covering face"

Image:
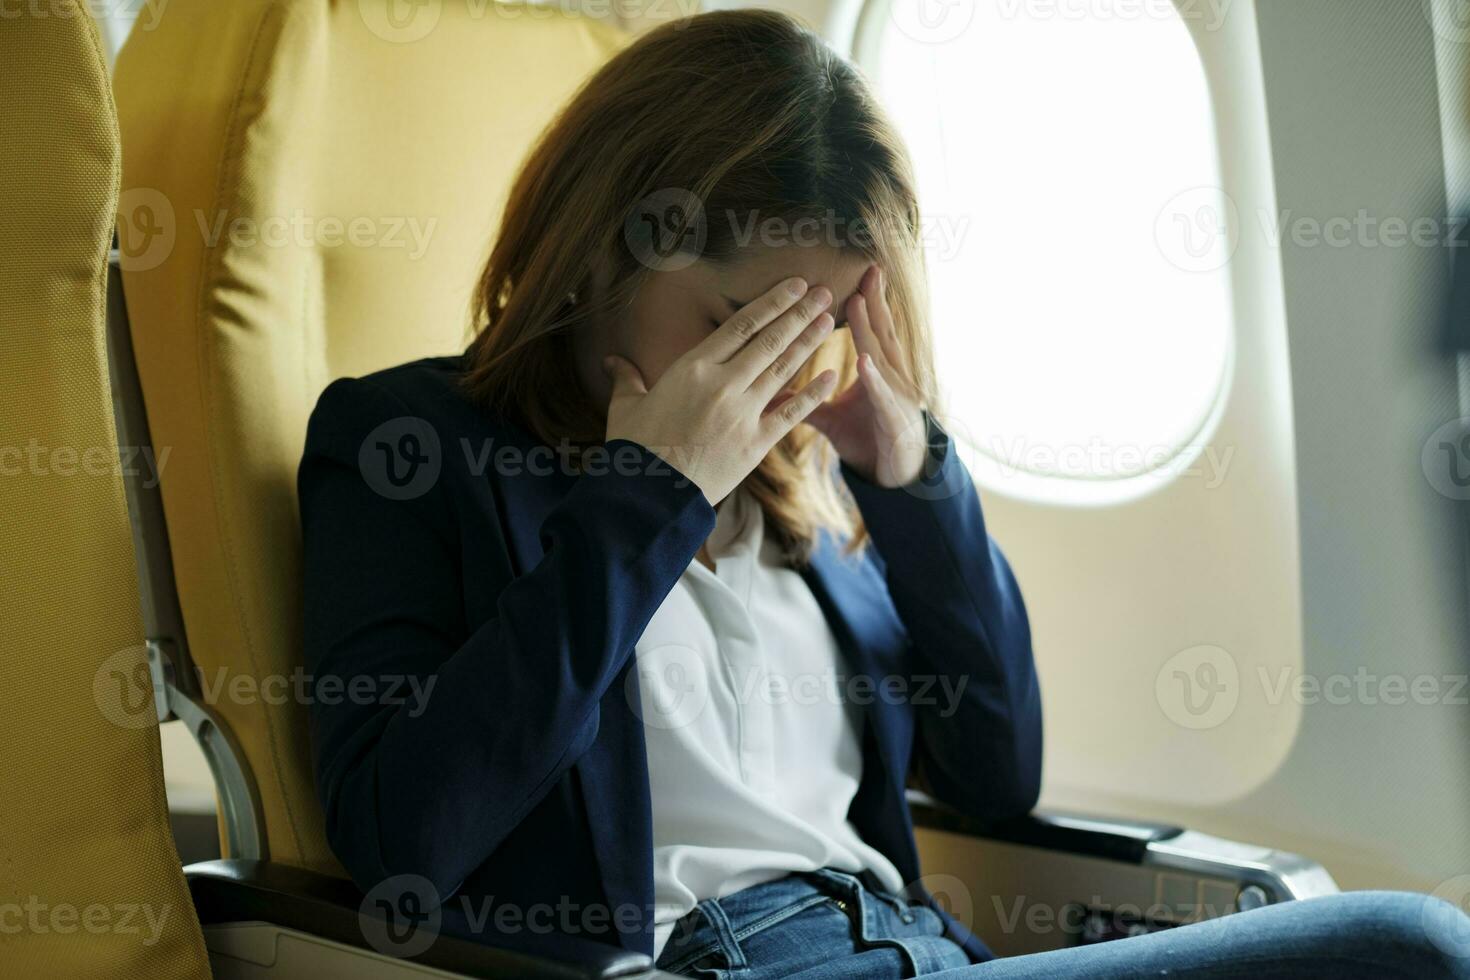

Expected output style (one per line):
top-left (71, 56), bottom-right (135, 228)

top-left (724, 285), bottom-right (834, 388)
top-left (696, 276), bottom-right (809, 363)
top-left (761, 369), bottom-right (838, 440)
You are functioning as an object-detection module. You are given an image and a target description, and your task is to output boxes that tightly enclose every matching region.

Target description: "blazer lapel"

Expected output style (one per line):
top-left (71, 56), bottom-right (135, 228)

top-left (800, 534), bottom-right (913, 787)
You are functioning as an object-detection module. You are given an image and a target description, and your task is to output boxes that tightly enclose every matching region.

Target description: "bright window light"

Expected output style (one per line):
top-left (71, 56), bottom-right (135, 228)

top-left (863, 0), bottom-right (1234, 499)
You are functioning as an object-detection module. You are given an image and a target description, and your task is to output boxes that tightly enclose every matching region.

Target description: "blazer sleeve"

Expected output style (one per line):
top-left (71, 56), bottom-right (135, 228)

top-left (297, 376), bottom-right (715, 901)
top-left (838, 413), bottom-right (1043, 822)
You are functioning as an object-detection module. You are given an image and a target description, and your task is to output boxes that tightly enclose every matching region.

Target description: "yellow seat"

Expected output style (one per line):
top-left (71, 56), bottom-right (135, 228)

top-left (113, 0), bottom-right (626, 876)
top-left (0, 5), bottom-right (208, 977)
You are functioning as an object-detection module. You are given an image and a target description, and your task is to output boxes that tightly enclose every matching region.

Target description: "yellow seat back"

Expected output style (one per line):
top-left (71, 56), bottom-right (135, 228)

top-left (113, 0), bottom-right (626, 873)
top-left (0, 6), bottom-right (209, 976)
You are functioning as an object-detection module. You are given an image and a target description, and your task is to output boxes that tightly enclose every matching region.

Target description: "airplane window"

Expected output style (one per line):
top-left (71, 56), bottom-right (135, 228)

top-left (859, 0), bottom-right (1234, 501)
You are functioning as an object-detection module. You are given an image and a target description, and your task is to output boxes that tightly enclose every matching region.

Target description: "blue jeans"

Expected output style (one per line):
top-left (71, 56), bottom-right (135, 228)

top-left (653, 868), bottom-right (1470, 979)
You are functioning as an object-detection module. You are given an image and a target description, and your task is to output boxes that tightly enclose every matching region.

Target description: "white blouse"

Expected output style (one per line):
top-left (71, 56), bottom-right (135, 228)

top-left (632, 488), bottom-right (905, 960)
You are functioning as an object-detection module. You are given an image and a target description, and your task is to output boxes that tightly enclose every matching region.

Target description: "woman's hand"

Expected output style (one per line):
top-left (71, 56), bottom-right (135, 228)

top-left (603, 277), bottom-right (838, 506)
top-left (807, 265), bottom-right (929, 488)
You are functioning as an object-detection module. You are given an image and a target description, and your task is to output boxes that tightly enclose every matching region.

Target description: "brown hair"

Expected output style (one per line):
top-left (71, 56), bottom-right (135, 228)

top-left (461, 7), bottom-right (936, 562)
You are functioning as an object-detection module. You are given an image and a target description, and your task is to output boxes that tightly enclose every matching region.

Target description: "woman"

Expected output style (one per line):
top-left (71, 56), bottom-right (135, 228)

top-left (299, 9), bottom-right (1470, 978)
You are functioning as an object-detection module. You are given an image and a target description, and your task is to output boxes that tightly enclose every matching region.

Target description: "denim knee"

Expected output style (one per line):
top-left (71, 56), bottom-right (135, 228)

top-left (1327, 889), bottom-right (1470, 978)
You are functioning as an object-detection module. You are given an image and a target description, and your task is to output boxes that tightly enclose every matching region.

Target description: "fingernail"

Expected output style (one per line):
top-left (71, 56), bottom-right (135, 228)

top-left (788, 277), bottom-right (808, 297)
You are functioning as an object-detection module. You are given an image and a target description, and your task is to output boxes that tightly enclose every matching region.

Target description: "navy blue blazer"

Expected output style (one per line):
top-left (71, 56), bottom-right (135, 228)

top-left (297, 353), bottom-right (1042, 964)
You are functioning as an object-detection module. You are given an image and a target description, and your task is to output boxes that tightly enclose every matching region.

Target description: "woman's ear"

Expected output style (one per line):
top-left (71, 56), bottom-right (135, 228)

top-left (587, 252), bottom-right (615, 310)
top-left (568, 268), bottom-right (619, 410)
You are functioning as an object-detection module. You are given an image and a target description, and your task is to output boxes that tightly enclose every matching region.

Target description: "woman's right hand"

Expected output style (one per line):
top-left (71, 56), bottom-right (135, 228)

top-left (602, 277), bottom-right (837, 506)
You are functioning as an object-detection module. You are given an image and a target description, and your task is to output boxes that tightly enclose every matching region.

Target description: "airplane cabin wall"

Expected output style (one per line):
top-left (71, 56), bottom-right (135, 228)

top-left (1238, 0), bottom-right (1470, 894)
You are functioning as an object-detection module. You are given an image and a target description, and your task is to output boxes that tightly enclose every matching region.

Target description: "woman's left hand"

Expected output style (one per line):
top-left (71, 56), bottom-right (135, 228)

top-left (805, 264), bottom-right (929, 488)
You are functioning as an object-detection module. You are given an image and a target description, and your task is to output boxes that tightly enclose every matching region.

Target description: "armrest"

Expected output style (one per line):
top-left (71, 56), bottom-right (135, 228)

top-left (907, 791), bottom-right (1339, 905)
top-left (184, 859), bottom-right (666, 980)
top-left (908, 793), bottom-right (1181, 864)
